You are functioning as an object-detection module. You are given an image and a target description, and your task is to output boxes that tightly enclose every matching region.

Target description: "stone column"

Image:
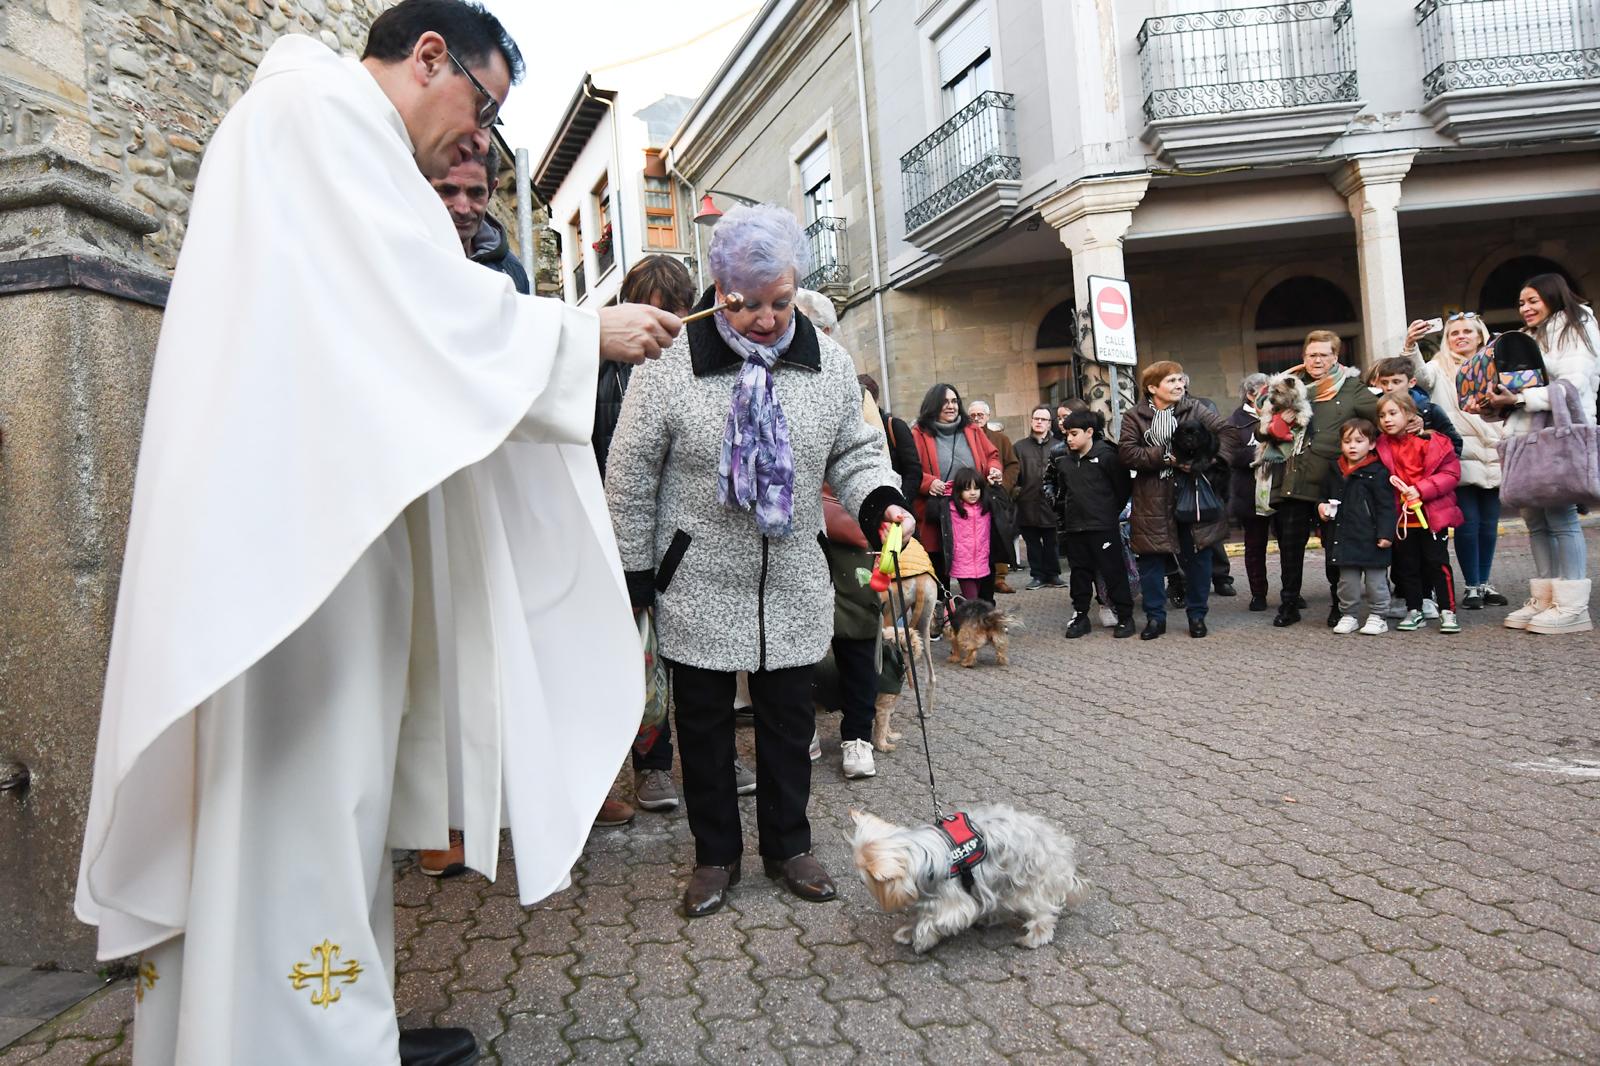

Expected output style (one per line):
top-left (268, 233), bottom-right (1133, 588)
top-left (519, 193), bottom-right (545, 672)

top-left (1331, 151), bottom-right (1417, 367)
top-left (1040, 174), bottom-right (1151, 430)
top-left (0, 146), bottom-right (165, 969)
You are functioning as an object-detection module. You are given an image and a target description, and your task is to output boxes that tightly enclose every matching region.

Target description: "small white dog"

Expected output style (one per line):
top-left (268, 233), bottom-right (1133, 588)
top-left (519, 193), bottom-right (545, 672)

top-left (848, 804), bottom-right (1089, 953)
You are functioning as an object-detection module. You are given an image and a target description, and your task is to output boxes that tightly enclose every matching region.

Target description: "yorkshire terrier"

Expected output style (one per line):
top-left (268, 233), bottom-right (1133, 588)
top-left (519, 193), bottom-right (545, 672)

top-left (945, 597), bottom-right (1013, 668)
top-left (849, 805), bottom-right (1089, 953)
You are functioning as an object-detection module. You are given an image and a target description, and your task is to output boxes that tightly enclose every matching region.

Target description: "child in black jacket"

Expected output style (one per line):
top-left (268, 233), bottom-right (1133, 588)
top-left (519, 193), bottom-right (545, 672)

top-left (1320, 418), bottom-right (1397, 635)
top-left (1052, 410), bottom-right (1135, 638)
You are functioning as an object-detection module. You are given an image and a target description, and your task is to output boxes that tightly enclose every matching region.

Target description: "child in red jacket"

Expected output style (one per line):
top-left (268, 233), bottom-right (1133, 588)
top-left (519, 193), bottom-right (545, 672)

top-left (1374, 392), bottom-right (1464, 633)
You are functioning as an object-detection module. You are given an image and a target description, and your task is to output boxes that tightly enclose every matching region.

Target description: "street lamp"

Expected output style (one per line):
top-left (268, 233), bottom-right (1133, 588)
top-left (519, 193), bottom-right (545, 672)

top-left (692, 189), bottom-right (761, 227)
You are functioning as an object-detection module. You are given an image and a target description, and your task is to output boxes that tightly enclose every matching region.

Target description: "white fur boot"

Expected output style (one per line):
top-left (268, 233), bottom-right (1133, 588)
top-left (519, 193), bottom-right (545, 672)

top-left (1527, 578), bottom-right (1593, 635)
top-left (1503, 578), bottom-right (1554, 630)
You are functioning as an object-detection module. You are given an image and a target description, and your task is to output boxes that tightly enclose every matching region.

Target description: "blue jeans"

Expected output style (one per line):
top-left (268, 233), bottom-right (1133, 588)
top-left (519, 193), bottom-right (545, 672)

top-left (1524, 504), bottom-right (1586, 580)
top-left (1454, 485), bottom-right (1501, 587)
top-left (1137, 524), bottom-right (1213, 624)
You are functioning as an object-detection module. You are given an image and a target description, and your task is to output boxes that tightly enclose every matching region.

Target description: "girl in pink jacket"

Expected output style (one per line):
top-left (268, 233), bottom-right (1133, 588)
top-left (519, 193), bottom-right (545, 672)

top-left (1375, 392), bottom-right (1464, 633)
top-left (947, 467), bottom-right (996, 601)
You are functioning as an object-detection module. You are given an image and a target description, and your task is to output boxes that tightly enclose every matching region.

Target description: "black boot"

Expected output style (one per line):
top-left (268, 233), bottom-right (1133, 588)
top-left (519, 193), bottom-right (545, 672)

top-left (1064, 612), bottom-right (1091, 639)
top-left (1272, 603), bottom-right (1301, 627)
top-left (1140, 618), bottom-right (1166, 640)
top-left (400, 1028), bottom-right (479, 1066)
top-left (1113, 610), bottom-right (1136, 638)
top-left (1213, 578), bottom-right (1237, 597)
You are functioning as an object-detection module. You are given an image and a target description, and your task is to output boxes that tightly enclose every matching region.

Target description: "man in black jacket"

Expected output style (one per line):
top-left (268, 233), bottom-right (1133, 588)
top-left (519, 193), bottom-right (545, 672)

top-left (1014, 405), bottom-right (1066, 589)
top-left (1053, 409), bottom-right (1135, 637)
top-left (430, 147), bottom-right (530, 294)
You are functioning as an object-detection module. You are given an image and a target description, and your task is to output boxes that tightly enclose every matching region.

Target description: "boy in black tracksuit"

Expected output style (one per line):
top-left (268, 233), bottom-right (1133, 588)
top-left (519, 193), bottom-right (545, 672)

top-left (1051, 409), bottom-right (1136, 638)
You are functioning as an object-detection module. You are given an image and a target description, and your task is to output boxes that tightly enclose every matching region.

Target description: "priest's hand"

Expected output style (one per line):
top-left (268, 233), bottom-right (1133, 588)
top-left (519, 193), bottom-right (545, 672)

top-left (600, 305), bottom-right (680, 364)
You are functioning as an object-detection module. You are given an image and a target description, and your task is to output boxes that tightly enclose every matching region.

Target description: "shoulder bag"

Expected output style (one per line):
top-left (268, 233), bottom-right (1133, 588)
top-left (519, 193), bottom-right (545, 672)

top-left (1497, 378), bottom-right (1600, 510)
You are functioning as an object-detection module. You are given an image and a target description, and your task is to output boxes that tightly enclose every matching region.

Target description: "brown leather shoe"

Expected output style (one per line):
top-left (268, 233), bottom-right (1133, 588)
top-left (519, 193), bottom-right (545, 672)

top-left (762, 853), bottom-right (837, 902)
top-left (683, 861), bottom-right (740, 918)
top-left (419, 829), bottom-right (466, 878)
top-left (994, 578), bottom-right (1015, 594)
top-left (593, 797), bottom-right (635, 827)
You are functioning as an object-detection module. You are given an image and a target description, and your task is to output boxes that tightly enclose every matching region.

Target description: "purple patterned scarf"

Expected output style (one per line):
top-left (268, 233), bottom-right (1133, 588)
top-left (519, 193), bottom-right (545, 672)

top-left (714, 312), bottom-right (797, 536)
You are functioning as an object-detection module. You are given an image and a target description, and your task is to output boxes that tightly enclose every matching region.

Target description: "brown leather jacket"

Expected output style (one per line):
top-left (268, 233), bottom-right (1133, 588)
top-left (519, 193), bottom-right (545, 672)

top-left (1117, 398), bottom-right (1235, 555)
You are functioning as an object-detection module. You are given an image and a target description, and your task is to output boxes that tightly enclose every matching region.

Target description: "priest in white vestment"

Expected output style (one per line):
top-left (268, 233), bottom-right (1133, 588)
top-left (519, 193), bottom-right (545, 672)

top-left (72, 4), bottom-right (679, 1064)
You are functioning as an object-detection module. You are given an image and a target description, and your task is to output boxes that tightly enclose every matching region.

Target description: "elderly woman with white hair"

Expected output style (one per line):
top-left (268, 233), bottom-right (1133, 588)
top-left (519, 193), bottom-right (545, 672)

top-left (606, 205), bottom-right (913, 917)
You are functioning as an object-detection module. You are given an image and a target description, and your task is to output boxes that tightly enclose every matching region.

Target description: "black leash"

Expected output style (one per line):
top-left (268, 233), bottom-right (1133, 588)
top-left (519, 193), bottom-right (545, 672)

top-left (885, 545), bottom-right (943, 821)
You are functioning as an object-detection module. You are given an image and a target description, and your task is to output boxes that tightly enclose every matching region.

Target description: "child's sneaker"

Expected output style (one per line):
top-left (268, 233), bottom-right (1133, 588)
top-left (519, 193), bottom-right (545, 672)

top-left (1332, 615), bottom-right (1360, 635)
top-left (1359, 615), bottom-right (1388, 635)
top-left (1396, 610), bottom-right (1425, 631)
top-left (1422, 598), bottom-right (1439, 619)
top-left (1437, 610), bottom-right (1460, 633)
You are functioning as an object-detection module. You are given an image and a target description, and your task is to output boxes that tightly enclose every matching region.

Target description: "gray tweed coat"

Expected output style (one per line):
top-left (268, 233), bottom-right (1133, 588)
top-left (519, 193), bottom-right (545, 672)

top-left (605, 306), bottom-right (903, 673)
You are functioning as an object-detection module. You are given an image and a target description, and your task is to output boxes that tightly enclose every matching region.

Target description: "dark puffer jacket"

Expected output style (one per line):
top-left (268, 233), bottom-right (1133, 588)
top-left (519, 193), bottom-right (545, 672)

top-left (1321, 455), bottom-right (1397, 570)
top-left (1118, 398), bottom-right (1235, 555)
top-left (1225, 404), bottom-right (1260, 523)
top-left (1048, 439), bottom-right (1130, 533)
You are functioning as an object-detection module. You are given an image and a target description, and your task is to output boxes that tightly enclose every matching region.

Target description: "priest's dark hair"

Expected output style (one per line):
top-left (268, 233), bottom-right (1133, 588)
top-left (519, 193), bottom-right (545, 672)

top-left (363, 0), bottom-right (526, 84)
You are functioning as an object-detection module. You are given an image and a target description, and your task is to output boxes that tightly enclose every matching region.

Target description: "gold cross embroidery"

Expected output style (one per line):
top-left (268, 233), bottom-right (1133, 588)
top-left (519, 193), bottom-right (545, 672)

top-left (287, 939), bottom-right (363, 1009)
top-left (134, 961), bottom-right (158, 1003)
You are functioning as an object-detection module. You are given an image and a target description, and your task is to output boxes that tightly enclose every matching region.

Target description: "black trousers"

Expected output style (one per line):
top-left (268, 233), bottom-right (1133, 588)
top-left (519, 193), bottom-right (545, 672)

top-left (1062, 529), bottom-right (1133, 615)
top-left (630, 716), bottom-right (672, 772)
top-left (1019, 524), bottom-right (1061, 582)
top-left (668, 660), bottom-right (814, 866)
top-left (1392, 530), bottom-right (1457, 611)
top-left (1272, 498), bottom-right (1337, 603)
top-left (831, 637), bottom-right (876, 745)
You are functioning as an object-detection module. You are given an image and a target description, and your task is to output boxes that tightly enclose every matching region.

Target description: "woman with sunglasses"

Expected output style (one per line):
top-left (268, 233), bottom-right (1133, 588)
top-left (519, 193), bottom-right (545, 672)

top-left (1401, 311), bottom-right (1506, 611)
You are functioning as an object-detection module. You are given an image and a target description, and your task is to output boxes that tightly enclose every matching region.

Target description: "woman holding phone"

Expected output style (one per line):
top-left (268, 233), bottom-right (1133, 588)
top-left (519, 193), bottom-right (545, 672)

top-left (1400, 312), bottom-right (1505, 610)
top-left (1465, 273), bottom-right (1600, 634)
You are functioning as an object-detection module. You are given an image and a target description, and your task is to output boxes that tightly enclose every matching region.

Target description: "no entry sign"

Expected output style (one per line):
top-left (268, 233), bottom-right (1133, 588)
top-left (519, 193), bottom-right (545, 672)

top-left (1087, 275), bottom-right (1137, 366)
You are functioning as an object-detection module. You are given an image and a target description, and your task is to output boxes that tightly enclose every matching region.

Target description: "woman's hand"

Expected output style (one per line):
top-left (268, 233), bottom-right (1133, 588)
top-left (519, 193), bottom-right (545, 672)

top-left (884, 504), bottom-right (916, 540)
top-left (986, 467), bottom-right (1003, 486)
top-left (1404, 319), bottom-right (1432, 346)
top-left (929, 479), bottom-right (948, 496)
top-left (1482, 384), bottom-right (1520, 410)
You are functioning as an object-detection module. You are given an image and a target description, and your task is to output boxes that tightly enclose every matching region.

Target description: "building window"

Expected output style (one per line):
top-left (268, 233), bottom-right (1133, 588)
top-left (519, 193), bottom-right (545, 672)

top-left (937, 5), bottom-right (993, 116)
top-left (592, 176), bottom-right (615, 277)
top-left (1252, 275), bottom-right (1358, 375)
top-left (799, 139), bottom-right (833, 224)
top-left (568, 212), bottom-right (586, 300)
top-left (643, 149), bottom-right (677, 248)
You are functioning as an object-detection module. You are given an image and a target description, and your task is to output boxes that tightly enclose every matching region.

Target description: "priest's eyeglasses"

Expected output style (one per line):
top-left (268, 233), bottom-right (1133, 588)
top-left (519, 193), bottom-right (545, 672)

top-left (445, 49), bottom-right (502, 129)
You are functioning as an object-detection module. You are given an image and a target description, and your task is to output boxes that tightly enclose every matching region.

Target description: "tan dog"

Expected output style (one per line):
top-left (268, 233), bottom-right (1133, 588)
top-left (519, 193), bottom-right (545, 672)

top-left (879, 571), bottom-right (936, 722)
top-left (870, 626), bottom-right (925, 753)
top-left (945, 597), bottom-right (1012, 668)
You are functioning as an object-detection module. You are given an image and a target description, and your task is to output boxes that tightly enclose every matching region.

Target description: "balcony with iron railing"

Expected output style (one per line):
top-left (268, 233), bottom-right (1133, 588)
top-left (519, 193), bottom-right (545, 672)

top-left (899, 91), bottom-right (1022, 257)
top-left (1136, 1), bottom-right (1364, 167)
top-left (801, 217), bottom-right (850, 295)
top-left (1416, 0), bottom-right (1600, 142)
top-left (571, 261), bottom-right (587, 302)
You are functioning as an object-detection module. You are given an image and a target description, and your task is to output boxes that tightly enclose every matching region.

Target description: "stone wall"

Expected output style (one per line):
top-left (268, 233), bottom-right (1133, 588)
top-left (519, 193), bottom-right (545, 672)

top-left (1, 0), bottom-right (392, 272)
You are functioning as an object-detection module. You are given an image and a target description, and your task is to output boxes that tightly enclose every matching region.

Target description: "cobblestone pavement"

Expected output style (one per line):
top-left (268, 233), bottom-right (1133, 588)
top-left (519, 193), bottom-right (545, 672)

top-left (6, 529), bottom-right (1598, 1064)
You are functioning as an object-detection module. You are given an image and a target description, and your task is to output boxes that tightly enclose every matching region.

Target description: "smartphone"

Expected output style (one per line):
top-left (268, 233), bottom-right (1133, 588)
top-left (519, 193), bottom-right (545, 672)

top-left (1422, 317), bottom-right (1443, 335)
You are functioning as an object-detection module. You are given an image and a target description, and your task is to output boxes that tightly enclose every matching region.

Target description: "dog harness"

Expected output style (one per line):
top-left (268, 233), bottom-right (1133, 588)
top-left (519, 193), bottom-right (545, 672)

top-left (935, 812), bottom-right (987, 893)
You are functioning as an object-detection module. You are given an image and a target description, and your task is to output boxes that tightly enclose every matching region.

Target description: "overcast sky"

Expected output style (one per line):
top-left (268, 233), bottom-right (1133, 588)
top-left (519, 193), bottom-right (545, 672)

top-left (482, 1), bottom-right (758, 161)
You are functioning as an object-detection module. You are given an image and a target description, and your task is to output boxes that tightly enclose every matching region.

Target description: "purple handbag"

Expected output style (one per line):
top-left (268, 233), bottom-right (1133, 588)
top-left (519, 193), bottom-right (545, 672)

top-left (1497, 378), bottom-right (1600, 510)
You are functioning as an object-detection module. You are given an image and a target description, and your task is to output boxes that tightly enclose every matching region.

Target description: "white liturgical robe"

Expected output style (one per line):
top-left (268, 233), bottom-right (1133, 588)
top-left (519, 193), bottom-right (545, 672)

top-left (73, 34), bottom-right (642, 1059)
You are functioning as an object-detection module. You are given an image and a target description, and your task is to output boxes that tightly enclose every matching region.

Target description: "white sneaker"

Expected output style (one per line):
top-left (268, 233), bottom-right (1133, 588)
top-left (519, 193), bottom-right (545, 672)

top-left (1422, 598), bottom-right (1439, 620)
top-left (1438, 610), bottom-right (1460, 634)
top-left (1396, 610), bottom-right (1425, 631)
top-left (841, 739), bottom-right (876, 779)
top-left (1098, 606), bottom-right (1119, 628)
top-left (1332, 615), bottom-right (1360, 635)
top-left (1359, 615), bottom-right (1388, 635)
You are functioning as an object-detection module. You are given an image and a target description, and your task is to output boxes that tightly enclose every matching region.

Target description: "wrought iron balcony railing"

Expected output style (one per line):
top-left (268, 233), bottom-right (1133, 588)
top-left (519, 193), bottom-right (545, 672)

top-left (801, 217), bottom-right (849, 292)
top-left (1416, 0), bottom-right (1600, 99)
top-left (1137, 1), bottom-right (1359, 122)
top-left (900, 91), bottom-right (1020, 233)
top-left (571, 261), bottom-right (587, 301)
